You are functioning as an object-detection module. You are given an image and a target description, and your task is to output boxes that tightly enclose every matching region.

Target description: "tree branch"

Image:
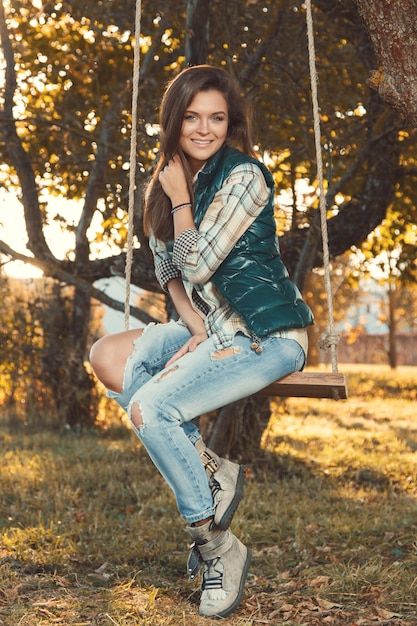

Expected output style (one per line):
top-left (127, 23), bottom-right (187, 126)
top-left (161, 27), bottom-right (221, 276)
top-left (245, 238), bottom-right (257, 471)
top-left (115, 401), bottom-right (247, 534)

top-left (185, 0), bottom-right (210, 65)
top-left (0, 1), bottom-right (54, 261)
top-left (238, 1), bottom-right (289, 91)
top-left (0, 240), bottom-right (159, 325)
top-left (76, 86), bottom-right (131, 263)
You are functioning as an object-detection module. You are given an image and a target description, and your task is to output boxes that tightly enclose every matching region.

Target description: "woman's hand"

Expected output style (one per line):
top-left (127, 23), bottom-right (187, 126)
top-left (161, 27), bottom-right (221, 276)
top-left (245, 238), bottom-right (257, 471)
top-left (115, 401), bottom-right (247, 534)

top-left (158, 154), bottom-right (189, 206)
top-left (165, 332), bottom-right (208, 367)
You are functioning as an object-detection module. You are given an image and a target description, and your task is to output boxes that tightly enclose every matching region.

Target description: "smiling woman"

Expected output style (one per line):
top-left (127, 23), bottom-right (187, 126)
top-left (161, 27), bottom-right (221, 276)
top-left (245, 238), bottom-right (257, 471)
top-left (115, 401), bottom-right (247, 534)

top-left (89, 64), bottom-right (314, 620)
top-left (177, 89), bottom-right (229, 174)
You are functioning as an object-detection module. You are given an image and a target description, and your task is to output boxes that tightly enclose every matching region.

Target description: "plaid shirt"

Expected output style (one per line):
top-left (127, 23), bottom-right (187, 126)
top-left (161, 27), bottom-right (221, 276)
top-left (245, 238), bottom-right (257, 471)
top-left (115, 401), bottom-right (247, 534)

top-left (150, 161), bottom-right (308, 353)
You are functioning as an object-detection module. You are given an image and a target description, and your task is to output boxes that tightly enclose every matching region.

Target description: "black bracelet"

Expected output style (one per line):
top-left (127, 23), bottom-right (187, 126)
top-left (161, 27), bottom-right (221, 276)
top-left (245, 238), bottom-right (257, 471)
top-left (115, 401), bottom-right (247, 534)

top-left (171, 202), bottom-right (192, 214)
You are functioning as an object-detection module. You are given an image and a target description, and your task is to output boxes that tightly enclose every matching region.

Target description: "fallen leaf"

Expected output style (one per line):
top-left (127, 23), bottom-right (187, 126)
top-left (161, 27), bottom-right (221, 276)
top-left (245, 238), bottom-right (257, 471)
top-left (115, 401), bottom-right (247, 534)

top-left (383, 531), bottom-right (395, 542)
top-left (37, 608), bottom-right (65, 621)
top-left (1, 585), bottom-right (21, 600)
top-left (316, 597), bottom-right (343, 610)
top-left (87, 573), bottom-right (111, 586)
top-left (94, 562), bottom-right (111, 575)
top-left (310, 575), bottom-right (331, 587)
top-left (376, 607), bottom-right (403, 619)
top-left (305, 523), bottom-right (320, 532)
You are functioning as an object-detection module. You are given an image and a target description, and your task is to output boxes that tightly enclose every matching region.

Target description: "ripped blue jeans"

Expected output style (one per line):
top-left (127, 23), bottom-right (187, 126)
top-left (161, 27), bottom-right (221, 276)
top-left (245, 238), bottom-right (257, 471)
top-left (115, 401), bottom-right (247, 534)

top-left (107, 320), bottom-right (305, 524)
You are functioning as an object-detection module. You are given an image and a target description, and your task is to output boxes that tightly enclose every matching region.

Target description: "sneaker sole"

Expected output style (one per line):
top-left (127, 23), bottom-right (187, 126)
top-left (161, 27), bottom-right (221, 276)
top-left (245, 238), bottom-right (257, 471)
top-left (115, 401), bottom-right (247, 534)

top-left (215, 465), bottom-right (245, 531)
top-left (199, 547), bottom-right (252, 619)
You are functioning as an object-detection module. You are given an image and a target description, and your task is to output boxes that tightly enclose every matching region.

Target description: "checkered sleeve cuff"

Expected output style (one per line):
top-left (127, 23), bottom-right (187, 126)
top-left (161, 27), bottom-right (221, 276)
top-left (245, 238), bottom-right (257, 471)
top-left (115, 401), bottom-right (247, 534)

top-left (172, 229), bottom-right (199, 270)
top-left (154, 258), bottom-right (182, 292)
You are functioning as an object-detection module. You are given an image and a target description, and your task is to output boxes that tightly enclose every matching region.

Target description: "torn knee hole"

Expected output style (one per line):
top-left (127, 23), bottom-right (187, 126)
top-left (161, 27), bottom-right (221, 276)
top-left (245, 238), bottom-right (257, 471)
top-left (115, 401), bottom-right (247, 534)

top-left (211, 346), bottom-right (242, 360)
top-left (156, 365), bottom-right (179, 381)
top-left (130, 402), bottom-right (143, 428)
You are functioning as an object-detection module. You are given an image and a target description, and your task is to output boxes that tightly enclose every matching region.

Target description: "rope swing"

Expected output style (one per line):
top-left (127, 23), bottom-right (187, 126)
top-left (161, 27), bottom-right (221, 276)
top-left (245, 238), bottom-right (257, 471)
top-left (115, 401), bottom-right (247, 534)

top-left (261, 0), bottom-right (347, 399)
top-left (305, 0), bottom-right (340, 376)
top-left (124, 0), bottom-right (142, 331)
top-left (123, 0), bottom-right (348, 399)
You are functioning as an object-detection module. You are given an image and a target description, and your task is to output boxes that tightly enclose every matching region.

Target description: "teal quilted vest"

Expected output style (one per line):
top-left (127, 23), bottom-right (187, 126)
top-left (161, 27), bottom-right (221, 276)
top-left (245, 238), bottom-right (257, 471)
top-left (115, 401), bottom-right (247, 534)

top-left (193, 145), bottom-right (314, 336)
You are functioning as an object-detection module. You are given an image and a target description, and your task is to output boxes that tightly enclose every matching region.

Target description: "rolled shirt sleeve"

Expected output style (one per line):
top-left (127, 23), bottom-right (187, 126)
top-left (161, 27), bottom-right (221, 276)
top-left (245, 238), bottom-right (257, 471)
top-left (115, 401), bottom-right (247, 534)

top-left (149, 234), bottom-right (182, 292)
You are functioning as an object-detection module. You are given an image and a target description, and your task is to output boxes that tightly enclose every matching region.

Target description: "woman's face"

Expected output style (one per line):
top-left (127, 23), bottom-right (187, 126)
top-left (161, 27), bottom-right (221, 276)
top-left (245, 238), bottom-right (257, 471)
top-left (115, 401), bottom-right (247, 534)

top-left (179, 89), bottom-right (228, 174)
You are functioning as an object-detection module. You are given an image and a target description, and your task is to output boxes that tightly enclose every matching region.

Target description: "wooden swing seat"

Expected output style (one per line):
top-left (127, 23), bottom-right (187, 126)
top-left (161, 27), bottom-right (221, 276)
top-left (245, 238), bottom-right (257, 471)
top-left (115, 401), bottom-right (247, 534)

top-left (257, 371), bottom-right (348, 399)
top-left (124, 3), bottom-right (347, 410)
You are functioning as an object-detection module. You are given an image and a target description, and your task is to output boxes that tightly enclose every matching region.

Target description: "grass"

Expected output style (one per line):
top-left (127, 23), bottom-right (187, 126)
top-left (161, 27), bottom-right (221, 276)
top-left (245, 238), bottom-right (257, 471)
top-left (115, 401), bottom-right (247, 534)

top-left (1, 364), bottom-right (417, 625)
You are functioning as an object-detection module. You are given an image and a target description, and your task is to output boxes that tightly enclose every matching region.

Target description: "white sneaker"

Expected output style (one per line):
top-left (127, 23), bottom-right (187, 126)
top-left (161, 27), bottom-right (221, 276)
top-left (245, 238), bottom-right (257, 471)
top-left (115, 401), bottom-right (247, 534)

top-left (209, 458), bottom-right (245, 530)
top-left (187, 521), bottom-right (251, 619)
top-left (195, 440), bottom-right (245, 530)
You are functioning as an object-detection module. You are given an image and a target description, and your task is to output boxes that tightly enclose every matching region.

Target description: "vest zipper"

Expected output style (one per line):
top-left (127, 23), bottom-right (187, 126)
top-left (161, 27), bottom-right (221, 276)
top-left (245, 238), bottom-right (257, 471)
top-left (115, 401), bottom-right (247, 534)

top-left (250, 334), bottom-right (263, 353)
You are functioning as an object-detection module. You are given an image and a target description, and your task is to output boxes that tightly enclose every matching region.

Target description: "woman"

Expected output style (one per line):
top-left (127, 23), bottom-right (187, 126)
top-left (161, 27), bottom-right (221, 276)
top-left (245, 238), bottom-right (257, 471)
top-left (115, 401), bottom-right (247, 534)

top-left (90, 64), bottom-right (313, 619)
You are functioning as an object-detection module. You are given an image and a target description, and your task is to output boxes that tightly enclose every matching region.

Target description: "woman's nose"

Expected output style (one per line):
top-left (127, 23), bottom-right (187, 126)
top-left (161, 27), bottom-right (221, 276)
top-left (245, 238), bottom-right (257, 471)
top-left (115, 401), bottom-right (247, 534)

top-left (197, 118), bottom-right (209, 134)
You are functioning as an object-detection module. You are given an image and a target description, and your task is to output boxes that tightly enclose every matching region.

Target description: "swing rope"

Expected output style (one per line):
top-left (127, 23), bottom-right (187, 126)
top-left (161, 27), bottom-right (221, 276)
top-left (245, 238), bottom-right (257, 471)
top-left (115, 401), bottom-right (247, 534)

top-left (123, 0), bottom-right (343, 396)
top-left (124, 0), bottom-right (142, 331)
top-left (305, 0), bottom-right (340, 375)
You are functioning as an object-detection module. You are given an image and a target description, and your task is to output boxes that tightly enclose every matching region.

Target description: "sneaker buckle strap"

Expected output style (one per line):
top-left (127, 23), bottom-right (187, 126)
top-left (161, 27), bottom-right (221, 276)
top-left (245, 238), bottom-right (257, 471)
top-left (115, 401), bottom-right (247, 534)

top-left (197, 530), bottom-right (234, 561)
top-left (187, 543), bottom-right (203, 580)
top-left (199, 450), bottom-right (220, 474)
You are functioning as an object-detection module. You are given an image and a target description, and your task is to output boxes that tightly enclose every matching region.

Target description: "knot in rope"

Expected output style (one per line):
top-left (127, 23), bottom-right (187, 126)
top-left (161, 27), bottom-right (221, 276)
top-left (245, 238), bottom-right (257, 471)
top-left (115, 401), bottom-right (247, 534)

top-left (317, 331), bottom-right (340, 352)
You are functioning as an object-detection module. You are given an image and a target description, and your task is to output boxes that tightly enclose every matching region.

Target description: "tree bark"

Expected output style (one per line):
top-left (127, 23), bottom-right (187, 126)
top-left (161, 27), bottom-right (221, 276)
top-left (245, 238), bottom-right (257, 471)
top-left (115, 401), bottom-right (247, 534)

top-left (353, 0), bottom-right (417, 128)
top-left (41, 284), bottom-right (97, 427)
top-left (185, 0), bottom-right (210, 65)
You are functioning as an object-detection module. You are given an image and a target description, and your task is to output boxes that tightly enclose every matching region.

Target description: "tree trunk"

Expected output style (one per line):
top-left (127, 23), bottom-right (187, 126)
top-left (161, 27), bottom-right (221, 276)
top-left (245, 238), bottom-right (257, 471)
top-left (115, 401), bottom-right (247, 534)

top-left (65, 286), bottom-right (98, 427)
top-left (199, 395), bottom-right (273, 463)
top-left (387, 282), bottom-right (397, 370)
top-left (41, 283), bottom-right (98, 427)
top-left (185, 0), bottom-right (210, 65)
top-left (353, 0), bottom-right (417, 128)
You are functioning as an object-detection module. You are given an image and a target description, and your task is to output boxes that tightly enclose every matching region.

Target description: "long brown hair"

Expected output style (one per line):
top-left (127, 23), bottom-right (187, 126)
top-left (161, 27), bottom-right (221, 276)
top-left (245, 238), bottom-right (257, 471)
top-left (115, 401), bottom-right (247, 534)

top-left (143, 65), bottom-right (255, 241)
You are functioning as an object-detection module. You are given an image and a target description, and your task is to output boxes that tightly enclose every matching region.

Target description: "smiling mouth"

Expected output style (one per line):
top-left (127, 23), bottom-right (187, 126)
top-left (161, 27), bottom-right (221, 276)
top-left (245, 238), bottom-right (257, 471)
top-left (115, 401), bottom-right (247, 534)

top-left (191, 139), bottom-right (213, 145)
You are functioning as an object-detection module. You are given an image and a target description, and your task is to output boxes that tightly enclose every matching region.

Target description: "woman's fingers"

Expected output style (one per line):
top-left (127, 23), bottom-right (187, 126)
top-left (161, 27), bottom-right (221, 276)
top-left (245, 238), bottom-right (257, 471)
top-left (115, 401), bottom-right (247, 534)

top-left (165, 334), bottom-right (208, 367)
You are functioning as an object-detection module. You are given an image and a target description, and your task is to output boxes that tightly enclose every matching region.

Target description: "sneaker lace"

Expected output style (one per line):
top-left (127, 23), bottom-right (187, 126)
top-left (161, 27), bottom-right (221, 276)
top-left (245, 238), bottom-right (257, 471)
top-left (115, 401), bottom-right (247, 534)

top-left (210, 477), bottom-right (222, 504)
top-left (201, 557), bottom-right (226, 601)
